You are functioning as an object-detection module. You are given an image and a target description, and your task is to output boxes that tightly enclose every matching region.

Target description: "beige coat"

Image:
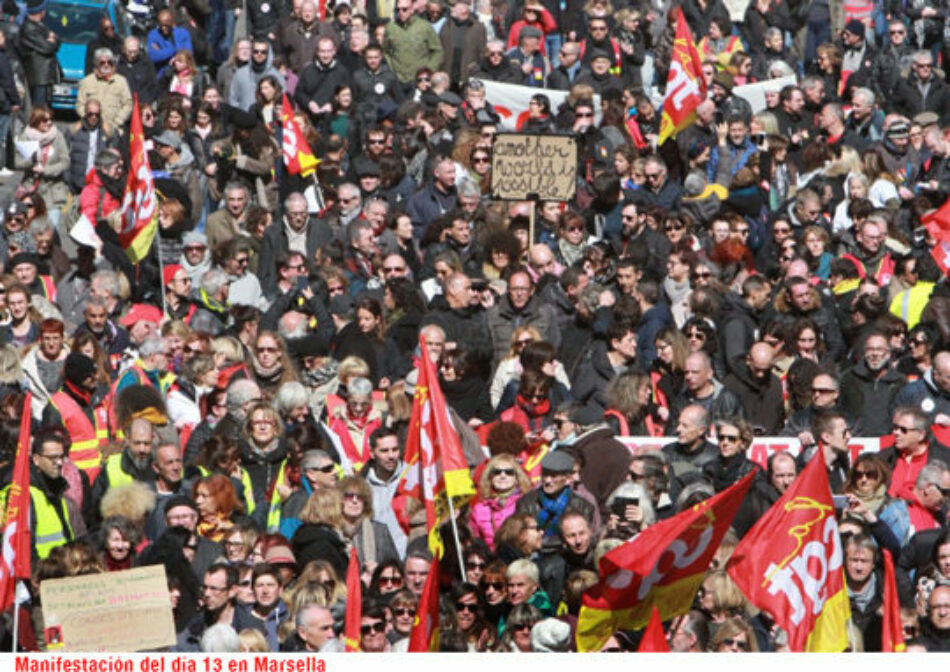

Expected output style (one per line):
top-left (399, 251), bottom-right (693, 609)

top-left (75, 73), bottom-right (133, 130)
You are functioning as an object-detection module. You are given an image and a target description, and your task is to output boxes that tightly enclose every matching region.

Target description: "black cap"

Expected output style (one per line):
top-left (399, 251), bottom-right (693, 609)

top-left (164, 495), bottom-right (200, 517)
top-left (230, 108), bottom-right (258, 129)
top-left (353, 156), bottom-right (381, 177)
top-left (64, 353), bottom-right (97, 386)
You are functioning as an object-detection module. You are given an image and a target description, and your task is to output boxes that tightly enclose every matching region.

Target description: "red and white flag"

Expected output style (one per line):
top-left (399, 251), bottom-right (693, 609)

top-left (119, 97), bottom-right (158, 263)
top-left (281, 94), bottom-right (319, 177)
top-left (0, 392), bottom-right (33, 611)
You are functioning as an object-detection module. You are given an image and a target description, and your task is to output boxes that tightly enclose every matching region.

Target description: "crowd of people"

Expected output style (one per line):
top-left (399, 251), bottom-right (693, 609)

top-left (2, 0), bottom-right (950, 655)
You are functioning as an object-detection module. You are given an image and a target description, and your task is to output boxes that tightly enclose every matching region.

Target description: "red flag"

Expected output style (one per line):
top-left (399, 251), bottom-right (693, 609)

top-left (343, 546), bottom-right (362, 652)
top-left (576, 471), bottom-right (754, 651)
top-left (637, 606), bottom-right (670, 652)
top-left (922, 200), bottom-right (950, 242)
top-left (396, 336), bottom-right (476, 555)
top-left (119, 97), bottom-right (158, 263)
top-left (408, 553), bottom-right (440, 652)
top-left (0, 393), bottom-right (33, 611)
top-left (657, 9), bottom-right (706, 145)
top-left (726, 451), bottom-right (851, 652)
top-left (281, 94), bottom-right (318, 177)
top-left (931, 239), bottom-right (950, 276)
top-left (881, 548), bottom-right (906, 652)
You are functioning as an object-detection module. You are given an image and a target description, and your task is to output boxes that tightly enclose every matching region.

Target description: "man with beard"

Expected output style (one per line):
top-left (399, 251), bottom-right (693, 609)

top-left (66, 100), bottom-right (118, 194)
top-left (72, 296), bottom-right (130, 370)
top-left (724, 342), bottom-right (785, 435)
top-left (42, 353), bottom-right (112, 481)
top-left (840, 331), bottom-right (906, 437)
top-left (91, 418), bottom-right (157, 515)
top-left (229, 39), bottom-right (284, 111)
top-left (116, 36), bottom-right (159, 106)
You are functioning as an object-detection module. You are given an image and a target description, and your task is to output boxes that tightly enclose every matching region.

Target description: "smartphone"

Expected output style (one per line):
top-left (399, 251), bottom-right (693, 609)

top-left (612, 497), bottom-right (639, 518)
top-left (296, 275), bottom-right (308, 291)
top-left (753, 132), bottom-right (766, 145)
top-left (832, 495), bottom-right (849, 511)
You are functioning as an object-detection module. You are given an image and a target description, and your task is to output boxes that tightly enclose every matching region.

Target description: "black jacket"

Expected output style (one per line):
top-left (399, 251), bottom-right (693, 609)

top-left (257, 216), bottom-right (335, 295)
top-left (352, 63), bottom-right (405, 128)
top-left (291, 522), bottom-right (349, 578)
top-left (0, 47), bottom-right (20, 113)
top-left (117, 56), bottom-right (161, 107)
top-left (571, 340), bottom-right (628, 425)
top-left (891, 73), bottom-right (950, 125)
top-left (419, 304), bottom-right (493, 369)
top-left (19, 15), bottom-right (59, 87)
top-left (294, 59), bottom-right (349, 124)
top-left (839, 362), bottom-right (906, 437)
top-left (718, 293), bottom-right (762, 376)
top-left (724, 362), bottom-right (786, 435)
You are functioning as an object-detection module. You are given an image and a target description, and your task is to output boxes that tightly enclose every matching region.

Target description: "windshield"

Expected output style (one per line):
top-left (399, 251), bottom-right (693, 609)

top-left (44, 4), bottom-right (108, 43)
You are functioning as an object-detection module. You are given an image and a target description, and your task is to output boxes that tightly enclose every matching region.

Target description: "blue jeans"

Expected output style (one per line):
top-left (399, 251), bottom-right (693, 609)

top-left (31, 85), bottom-right (49, 109)
top-left (0, 113), bottom-right (10, 169)
top-left (209, 0), bottom-right (228, 64)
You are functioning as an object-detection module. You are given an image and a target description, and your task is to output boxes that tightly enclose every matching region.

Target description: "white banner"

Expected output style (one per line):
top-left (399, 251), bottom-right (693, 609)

top-left (617, 435), bottom-right (883, 470)
top-left (732, 75), bottom-right (797, 115)
top-left (479, 79), bottom-right (602, 130)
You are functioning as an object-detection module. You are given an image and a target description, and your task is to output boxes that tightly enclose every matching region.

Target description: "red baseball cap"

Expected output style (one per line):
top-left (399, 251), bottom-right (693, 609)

top-left (119, 303), bottom-right (163, 327)
top-left (163, 264), bottom-right (185, 287)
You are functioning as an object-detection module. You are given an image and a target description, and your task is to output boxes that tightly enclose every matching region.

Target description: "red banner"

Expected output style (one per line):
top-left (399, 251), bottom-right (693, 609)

top-left (281, 94), bottom-right (318, 177)
top-left (343, 547), bottom-right (361, 652)
top-left (119, 97), bottom-right (158, 263)
top-left (657, 9), bottom-right (706, 145)
top-left (576, 471), bottom-right (754, 651)
top-left (881, 548), bottom-right (906, 652)
top-left (408, 554), bottom-right (440, 652)
top-left (636, 606), bottom-right (670, 652)
top-left (727, 450), bottom-right (851, 651)
top-left (0, 392), bottom-right (32, 611)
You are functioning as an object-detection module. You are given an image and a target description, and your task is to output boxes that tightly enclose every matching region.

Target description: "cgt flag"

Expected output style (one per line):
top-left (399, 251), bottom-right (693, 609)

top-left (281, 94), bottom-right (319, 177)
top-left (657, 9), bottom-right (706, 145)
top-left (726, 450), bottom-right (851, 652)
top-left (396, 336), bottom-right (477, 556)
top-left (343, 547), bottom-right (362, 652)
top-left (576, 470), bottom-right (754, 651)
top-left (637, 606), bottom-right (670, 652)
top-left (881, 548), bottom-right (906, 652)
top-left (119, 96), bottom-right (159, 263)
top-left (0, 392), bottom-right (32, 612)
top-left (408, 553), bottom-right (441, 652)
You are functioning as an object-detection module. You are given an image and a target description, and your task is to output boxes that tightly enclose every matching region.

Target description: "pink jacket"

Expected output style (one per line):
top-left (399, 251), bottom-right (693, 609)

top-left (470, 492), bottom-right (522, 550)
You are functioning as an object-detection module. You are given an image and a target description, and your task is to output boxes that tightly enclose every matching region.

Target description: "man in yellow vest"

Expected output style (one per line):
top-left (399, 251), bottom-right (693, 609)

top-left (90, 417), bottom-right (156, 523)
top-left (0, 429), bottom-right (83, 559)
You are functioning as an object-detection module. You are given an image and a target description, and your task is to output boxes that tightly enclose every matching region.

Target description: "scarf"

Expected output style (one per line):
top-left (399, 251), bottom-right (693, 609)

top-left (65, 379), bottom-right (92, 406)
top-left (182, 251), bottom-right (211, 280)
top-left (99, 171), bottom-right (126, 201)
top-left (516, 394), bottom-right (550, 434)
top-left (284, 218), bottom-right (307, 255)
top-left (252, 357), bottom-right (283, 382)
top-left (852, 483), bottom-right (888, 515)
top-left (24, 124), bottom-right (57, 147)
top-left (105, 552), bottom-right (133, 572)
top-left (537, 487), bottom-right (570, 537)
top-left (663, 276), bottom-right (691, 306)
top-left (851, 571), bottom-right (877, 613)
top-left (558, 238), bottom-right (585, 266)
top-left (197, 515), bottom-right (234, 543)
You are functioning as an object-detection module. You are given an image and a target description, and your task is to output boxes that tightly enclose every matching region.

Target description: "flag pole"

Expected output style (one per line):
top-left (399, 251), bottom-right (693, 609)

top-left (445, 493), bottom-right (467, 583)
top-left (10, 581), bottom-right (18, 653)
top-left (157, 223), bottom-right (167, 317)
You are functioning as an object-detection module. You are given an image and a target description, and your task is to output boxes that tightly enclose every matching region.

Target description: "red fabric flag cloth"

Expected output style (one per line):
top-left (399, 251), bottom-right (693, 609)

top-left (726, 450), bottom-right (851, 652)
top-left (881, 548), bottom-right (906, 652)
top-left (576, 471), bottom-right (754, 651)
top-left (0, 392), bottom-right (32, 611)
top-left (637, 606), bottom-right (670, 652)
top-left (922, 199), bottom-right (950, 242)
top-left (281, 94), bottom-right (318, 177)
top-left (408, 553), bottom-right (441, 652)
top-left (118, 97), bottom-right (158, 263)
top-left (657, 8), bottom-right (706, 145)
top-left (396, 336), bottom-right (476, 555)
top-left (343, 546), bottom-right (362, 652)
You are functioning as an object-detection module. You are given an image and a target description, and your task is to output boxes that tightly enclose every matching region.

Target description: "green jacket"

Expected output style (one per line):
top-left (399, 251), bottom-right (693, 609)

top-left (383, 15), bottom-right (444, 83)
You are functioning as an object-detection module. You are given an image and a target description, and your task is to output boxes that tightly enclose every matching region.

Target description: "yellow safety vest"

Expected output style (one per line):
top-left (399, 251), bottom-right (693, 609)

top-left (104, 453), bottom-right (135, 490)
top-left (266, 459), bottom-right (289, 533)
top-left (0, 486), bottom-right (74, 559)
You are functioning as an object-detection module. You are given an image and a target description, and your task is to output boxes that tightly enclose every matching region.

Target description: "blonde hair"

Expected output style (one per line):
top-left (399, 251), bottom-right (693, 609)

top-left (238, 628), bottom-right (269, 652)
top-left (477, 454), bottom-right (532, 499)
top-left (212, 336), bottom-right (244, 365)
top-left (99, 482), bottom-right (157, 523)
top-left (337, 356), bottom-right (370, 384)
top-left (506, 326), bottom-right (542, 359)
top-left (299, 488), bottom-right (345, 529)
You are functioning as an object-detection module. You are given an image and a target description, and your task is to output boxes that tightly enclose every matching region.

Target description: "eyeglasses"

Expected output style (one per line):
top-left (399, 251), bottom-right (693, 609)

top-left (380, 574), bottom-right (403, 586)
top-left (253, 48), bottom-right (268, 54)
top-left (590, 26), bottom-right (607, 31)
top-left (664, 222), bottom-right (685, 232)
top-left (565, 225), bottom-right (585, 233)
top-left (719, 434), bottom-right (741, 443)
top-left (773, 227), bottom-right (791, 235)
top-left (692, 272), bottom-right (711, 280)
top-left (511, 622), bottom-right (535, 632)
top-left (686, 331), bottom-right (706, 341)
top-left (466, 560), bottom-right (486, 570)
top-left (525, 392), bottom-right (546, 401)
top-left (184, 245), bottom-right (206, 252)
top-left (383, 265), bottom-right (406, 273)
top-left (488, 50), bottom-right (504, 56)
top-left (361, 621), bottom-right (386, 635)
top-left (257, 346), bottom-right (278, 354)
top-left (393, 607), bottom-right (415, 617)
top-left (86, 111), bottom-right (101, 118)
top-left (492, 468), bottom-right (516, 477)
top-left (472, 156), bottom-right (490, 164)
top-left (812, 387), bottom-right (836, 394)
top-left (40, 453), bottom-right (65, 462)
top-left (234, 256), bottom-right (249, 265)
top-left (455, 601), bottom-right (477, 613)
top-left (892, 424), bottom-right (918, 434)
top-left (915, 62), bottom-right (933, 69)
top-left (575, 112), bottom-right (593, 118)
top-left (722, 637), bottom-right (750, 651)
top-left (306, 463), bottom-right (336, 473)
top-left (853, 469), bottom-right (877, 480)
top-left (890, 29), bottom-right (906, 35)
top-left (367, 138), bottom-right (385, 145)
top-left (484, 581), bottom-right (504, 591)
top-left (343, 492), bottom-right (363, 501)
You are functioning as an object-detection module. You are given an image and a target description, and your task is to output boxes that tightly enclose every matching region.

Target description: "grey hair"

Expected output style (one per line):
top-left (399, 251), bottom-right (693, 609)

top-left (506, 558), bottom-right (539, 584)
top-left (764, 27), bottom-right (782, 41)
top-left (486, 38), bottom-right (505, 52)
top-left (296, 603), bottom-right (332, 630)
top-left (275, 381), bottom-right (310, 415)
top-left (201, 268), bottom-right (229, 296)
top-left (227, 379), bottom-right (262, 416)
top-left (916, 460), bottom-right (949, 489)
top-left (578, 282), bottom-right (605, 315)
top-left (139, 335), bottom-right (165, 358)
top-left (225, 181), bottom-right (250, 198)
top-left (94, 149), bottom-right (122, 171)
top-left (457, 178), bottom-right (481, 200)
top-left (284, 191), bottom-right (307, 211)
top-left (94, 48), bottom-right (116, 64)
top-left (346, 219), bottom-right (372, 245)
top-left (852, 87), bottom-right (875, 106)
top-left (605, 481), bottom-right (656, 526)
top-left (99, 515), bottom-right (143, 552)
top-left (348, 377), bottom-right (373, 396)
top-left (29, 216), bottom-right (53, 236)
top-left (200, 624), bottom-right (241, 653)
top-left (338, 182), bottom-right (360, 200)
top-left (362, 198), bottom-right (388, 216)
top-left (91, 269), bottom-right (120, 297)
top-left (278, 311), bottom-right (309, 340)
top-left (769, 61), bottom-right (795, 78)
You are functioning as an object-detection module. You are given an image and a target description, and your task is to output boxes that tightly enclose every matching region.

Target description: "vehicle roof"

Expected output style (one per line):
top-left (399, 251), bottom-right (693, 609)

top-left (46, 0), bottom-right (113, 9)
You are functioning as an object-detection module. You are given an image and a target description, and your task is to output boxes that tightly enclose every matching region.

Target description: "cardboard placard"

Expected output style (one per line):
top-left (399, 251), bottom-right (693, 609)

top-left (40, 565), bottom-right (176, 652)
top-left (490, 134), bottom-right (577, 202)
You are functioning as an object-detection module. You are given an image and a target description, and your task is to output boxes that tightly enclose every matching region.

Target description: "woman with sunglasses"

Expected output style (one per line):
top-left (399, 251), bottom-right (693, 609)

top-left (554, 210), bottom-right (589, 267)
top-left (453, 583), bottom-right (496, 651)
top-left (703, 416), bottom-right (759, 493)
top-left (368, 559), bottom-right (406, 599)
top-left (842, 454), bottom-right (909, 548)
top-left (471, 455), bottom-right (533, 551)
top-left (897, 322), bottom-right (939, 382)
top-left (338, 476), bottom-right (399, 575)
top-left (709, 616), bottom-right (759, 652)
top-left (496, 603), bottom-right (542, 652)
top-left (492, 333), bottom-right (570, 410)
top-left (478, 559), bottom-right (510, 627)
top-left (14, 105), bottom-right (71, 214)
top-left (385, 589), bottom-right (419, 643)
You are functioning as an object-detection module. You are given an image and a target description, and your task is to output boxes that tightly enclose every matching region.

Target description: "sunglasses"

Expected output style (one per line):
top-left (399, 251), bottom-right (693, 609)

top-left (257, 346), bottom-right (278, 354)
top-left (511, 622), bottom-right (535, 632)
top-left (492, 468), bottom-right (516, 477)
top-left (380, 575), bottom-right (403, 585)
top-left (484, 581), bottom-right (504, 591)
top-left (393, 607), bottom-right (415, 617)
top-left (719, 434), bottom-right (741, 443)
top-left (853, 469), bottom-right (877, 480)
top-left (664, 223), bottom-right (685, 232)
top-left (306, 463), bottom-right (336, 473)
top-left (361, 621), bottom-right (386, 635)
top-left (722, 637), bottom-right (750, 651)
top-left (455, 601), bottom-right (477, 613)
top-left (692, 272), bottom-right (712, 280)
top-left (892, 424), bottom-right (918, 433)
top-left (466, 561), bottom-right (486, 570)
top-left (472, 156), bottom-right (490, 164)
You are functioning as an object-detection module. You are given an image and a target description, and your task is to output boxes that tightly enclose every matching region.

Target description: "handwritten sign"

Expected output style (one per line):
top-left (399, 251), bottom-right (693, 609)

top-left (491, 134), bottom-right (577, 201)
top-left (41, 565), bottom-right (176, 652)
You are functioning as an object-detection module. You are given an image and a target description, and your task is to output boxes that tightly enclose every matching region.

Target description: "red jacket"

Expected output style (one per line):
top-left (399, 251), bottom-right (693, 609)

top-left (80, 168), bottom-right (123, 223)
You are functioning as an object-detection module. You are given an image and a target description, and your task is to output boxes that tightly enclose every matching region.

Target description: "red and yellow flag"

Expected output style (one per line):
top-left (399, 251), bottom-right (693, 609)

top-left (637, 606), bottom-right (670, 652)
top-left (408, 553), bottom-right (441, 652)
top-left (0, 393), bottom-right (32, 612)
top-left (881, 548), bottom-right (906, 652)
top-left (281, 94), bottom-right (319, 178)
top-left (657, 9), bottom-right (706, 145)
top-left (396, 335), bottom-right (476, 556)
top-left (576, 471), bottom-right (754, 651)
top-left (726, 450), bottom-right (851, 652)
top-left (343, 546), bottom-right (362, 652)
top-left (119, 97), bottom-right (159, 263)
